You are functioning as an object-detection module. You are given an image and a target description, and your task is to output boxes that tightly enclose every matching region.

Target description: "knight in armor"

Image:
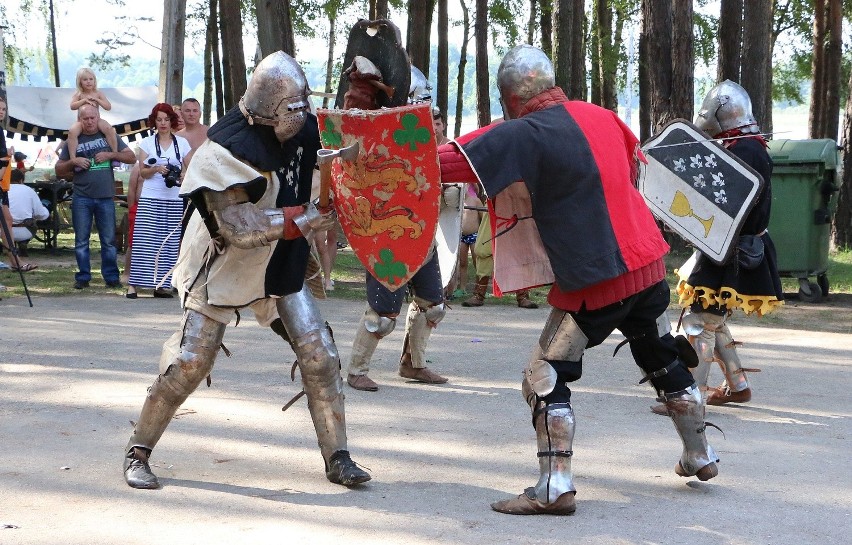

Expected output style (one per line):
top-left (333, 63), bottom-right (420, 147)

top-left (122, 51), bottom-right (370, 490)
top-left (663, 80), bottom-right (783, 408)
top-left (439, 45), bottom-right (719, 515)
top-left (342, 60), bottom-right (451, 393)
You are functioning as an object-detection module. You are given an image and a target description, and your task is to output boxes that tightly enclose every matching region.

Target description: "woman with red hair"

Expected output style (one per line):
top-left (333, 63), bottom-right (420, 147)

top-left (126, 103), bottom-right (191, 298)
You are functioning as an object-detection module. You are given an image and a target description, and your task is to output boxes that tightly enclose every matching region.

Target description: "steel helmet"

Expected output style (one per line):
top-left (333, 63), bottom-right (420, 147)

top-left (409, 65), bottom-right (432, 103)
top-left (694, 80), bottom-right (759, 137)
top-left (497, 45), bottom-right (555, 119)
top-left (239, 51), bottom-right (311, 142)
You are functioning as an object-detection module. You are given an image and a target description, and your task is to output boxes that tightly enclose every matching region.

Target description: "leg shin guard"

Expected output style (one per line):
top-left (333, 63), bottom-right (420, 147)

top-left (663, 385), bottom-right (719, 481)
top-left (714, 324), bottom-right (749, 392)
top-left (276, 291), bottom-right (347, 462)
top-left (127, 310), bottom-right (225, 454)
top-left (349, 313), bottom-right (381, 376)
top-left (532, 401), bottom-right (576, 503)
top-left (402, 299), bottom-right (441, 368)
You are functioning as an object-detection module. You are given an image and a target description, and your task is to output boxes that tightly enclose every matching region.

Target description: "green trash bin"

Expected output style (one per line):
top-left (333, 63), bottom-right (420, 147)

top-left (767, 139), bottom-right (841, 302)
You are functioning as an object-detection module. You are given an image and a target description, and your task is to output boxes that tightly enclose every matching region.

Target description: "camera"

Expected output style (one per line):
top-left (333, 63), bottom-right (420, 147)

top-left (147, 157), bottom-right (182, 188)
top-left (163, 163), bottom-right (182, 188)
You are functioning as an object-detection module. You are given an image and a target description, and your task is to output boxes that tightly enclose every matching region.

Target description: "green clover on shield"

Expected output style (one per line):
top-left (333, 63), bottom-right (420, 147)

top-left (393, 113), bottom-right (431, 151)
top-left (374, 248), bottom-right (408, 286)
top-left (320, 117), bottom-right (343, 147)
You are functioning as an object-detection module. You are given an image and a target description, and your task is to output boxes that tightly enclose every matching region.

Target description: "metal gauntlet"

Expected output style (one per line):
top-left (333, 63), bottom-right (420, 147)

top-left (292, 201), bottom-right (337, 239)
top-left (213, 203), bottom-right (286, 249)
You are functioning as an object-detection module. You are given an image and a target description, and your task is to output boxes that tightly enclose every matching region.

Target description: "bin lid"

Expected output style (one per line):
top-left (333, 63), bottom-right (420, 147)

top-left (768, 139), bottom-right (839, 169)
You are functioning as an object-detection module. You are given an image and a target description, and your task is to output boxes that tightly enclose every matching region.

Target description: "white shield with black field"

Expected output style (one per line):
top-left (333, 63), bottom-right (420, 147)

top-left (638, 119), bottom-right (764, 265)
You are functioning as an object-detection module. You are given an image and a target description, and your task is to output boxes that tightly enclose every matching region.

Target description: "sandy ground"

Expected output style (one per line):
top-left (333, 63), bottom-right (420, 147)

top-left (1, 294), bottom-right (850, 545)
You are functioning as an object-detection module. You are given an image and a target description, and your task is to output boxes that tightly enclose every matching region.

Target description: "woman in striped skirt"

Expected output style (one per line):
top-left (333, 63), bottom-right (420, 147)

top-left (127, 103), bottom-right (191, 299)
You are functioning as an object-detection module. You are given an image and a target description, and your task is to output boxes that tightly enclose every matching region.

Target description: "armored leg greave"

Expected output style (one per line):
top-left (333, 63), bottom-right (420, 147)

top-left (127, 310), bottom-right (226, 454)
top-left (401, 301), bottom-right (432, 368)
top-left (124, 310), bottom-right (226, 489)
top-left (276, 291), bottom-right (346, 462)
top-left (491, 349), bottom-right (577, 515)
top-left (662, 385), bottom-right (719, 481)
top-left (531, 401), bottom-right (576, 502)
top-left (714, 324), bottom-right (749, 392)
top-left (276, 290), bottom-right (370, 486)
top-left (683, 311), bottom-right (726, 392)
top-left (348, 310), bottom-right (382, 376)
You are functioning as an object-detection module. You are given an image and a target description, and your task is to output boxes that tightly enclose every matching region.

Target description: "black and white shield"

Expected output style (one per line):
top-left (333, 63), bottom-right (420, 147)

top-left (638, 119), bottom-right (764, 265)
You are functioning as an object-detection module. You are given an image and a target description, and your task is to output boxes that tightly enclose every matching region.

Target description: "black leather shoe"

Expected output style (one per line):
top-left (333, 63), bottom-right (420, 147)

top-left (74, 280), bottom-right (90, 289)
top-left (106, 280), bottom-right (124, 288)
top-left (325, 450), bottom-right (371, 486)
top-left (124, 447), bottom-right (160, 489)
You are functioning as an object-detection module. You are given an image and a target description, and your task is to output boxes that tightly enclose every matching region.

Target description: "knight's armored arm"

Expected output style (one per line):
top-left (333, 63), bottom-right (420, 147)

top-left (210, 199), bottom-right (337, 249)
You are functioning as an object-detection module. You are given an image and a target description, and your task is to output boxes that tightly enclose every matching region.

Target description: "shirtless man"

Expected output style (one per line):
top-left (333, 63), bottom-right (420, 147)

top-left (176, 98), bottom-right (208, 164)
top-left (446, 184), bottom-right (483, 299)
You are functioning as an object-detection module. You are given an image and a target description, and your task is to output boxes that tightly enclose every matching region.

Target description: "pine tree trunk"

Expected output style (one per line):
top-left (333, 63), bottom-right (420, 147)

top-left (437, 0), bottom-right (449, 119)
top-left (255, 0), bottom-right (295, 58)
top-left (527, 0), bottom-right (538, 44)
top-left (219, 0), bottom-right (247, 111)
top-left (716, 0), bottom-right (742, 82)
top-left (670, 0), bottom-right (693, 121)
top-left (808, 1), bottom-right (826, 138)
top-left (210, 0), bottom-right (224, 119)
top-left (553, 0), bottom-right (585, 99)
top-left (643, 0), bottom-right (673, 134)
top-left (741, 0), bottom-right (772, 133)
top-left (540, 0), bottom-right (552, 55)
top-left (407, 0), bottom-right (434, 76)
top-left (203, 0), bottom-right (214, 125)
top-left (475, 0), bottom-right (491, 127)
top-left (454, 0), bottom-right (471, 137)
top-left (833, 68), bottom-right (852, 249)
top-left (822, 0), bottom-right (842, 141)
top-left (638, 4), bottom-right (650, 141)
top-left (159, 0), bottom-right (187, 105)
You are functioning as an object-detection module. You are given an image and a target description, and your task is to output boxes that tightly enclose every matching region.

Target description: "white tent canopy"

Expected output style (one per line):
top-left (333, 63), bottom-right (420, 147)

top-left (4, 85), bottom-right (158, 142)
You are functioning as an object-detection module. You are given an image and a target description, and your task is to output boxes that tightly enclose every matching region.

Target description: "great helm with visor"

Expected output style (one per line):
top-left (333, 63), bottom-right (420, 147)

top-left (239, 51), bottom-right (312, 142)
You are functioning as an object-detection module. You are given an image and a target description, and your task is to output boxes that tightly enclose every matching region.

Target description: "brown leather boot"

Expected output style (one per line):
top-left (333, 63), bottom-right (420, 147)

top-left (491, 488), bottom-right (577, 515)
top-left (515, 290), bottom-right (538, 309)
top-left (462, 276), bottom-right (489, 307)
top-left (706, 386), bottom-right (751, 405)
top-left (399, 357), bottom-right (448, 384)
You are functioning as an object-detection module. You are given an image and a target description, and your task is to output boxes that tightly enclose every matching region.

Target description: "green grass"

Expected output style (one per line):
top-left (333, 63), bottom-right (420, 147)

top-left (4, 231), bottom-right (852, 305)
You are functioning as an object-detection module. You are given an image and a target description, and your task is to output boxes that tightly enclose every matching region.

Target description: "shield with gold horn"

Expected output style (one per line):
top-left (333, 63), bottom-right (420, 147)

top-left (317, 103), bottom-right (441, 291)
top-left (638, 119), bottom-right (764, 265)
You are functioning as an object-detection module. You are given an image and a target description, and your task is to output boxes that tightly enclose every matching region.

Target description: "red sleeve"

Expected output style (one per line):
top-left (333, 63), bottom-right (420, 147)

top-left (439, 143), bottom-right (475, 183)
top-left (439, 121), bottom-right (502, 184)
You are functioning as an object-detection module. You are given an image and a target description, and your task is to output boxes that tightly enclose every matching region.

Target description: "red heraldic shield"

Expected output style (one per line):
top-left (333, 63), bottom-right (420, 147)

top-left (317, 103), bottom-right (441, 291)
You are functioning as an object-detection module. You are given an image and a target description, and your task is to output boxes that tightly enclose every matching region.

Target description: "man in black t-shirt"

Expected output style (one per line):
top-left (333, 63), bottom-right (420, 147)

top-left (55, 104), bottom-right (136, 289)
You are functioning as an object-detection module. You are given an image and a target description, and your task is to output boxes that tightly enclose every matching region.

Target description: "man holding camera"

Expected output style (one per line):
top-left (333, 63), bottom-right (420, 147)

top-left (55, 104), bottom-right (137, 289)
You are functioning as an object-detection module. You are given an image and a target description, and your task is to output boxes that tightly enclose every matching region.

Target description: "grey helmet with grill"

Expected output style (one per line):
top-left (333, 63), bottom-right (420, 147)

top-left (694, 80), bottom-right (759, 137)
top-left (409, 66), bottom-right (432, 103)
top-left (239, 51), bottom-right (311, 142)
top-left (497, 45), bottom-right (555, 119)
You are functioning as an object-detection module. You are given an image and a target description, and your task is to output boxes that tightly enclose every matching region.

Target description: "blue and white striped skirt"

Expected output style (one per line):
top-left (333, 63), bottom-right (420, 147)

top-left (128, 197), bottom-right (184, 289)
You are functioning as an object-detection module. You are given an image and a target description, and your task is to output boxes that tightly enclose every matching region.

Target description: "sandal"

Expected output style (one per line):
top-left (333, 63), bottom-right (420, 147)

top-left (10, 263), bottom-right (38, 272)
